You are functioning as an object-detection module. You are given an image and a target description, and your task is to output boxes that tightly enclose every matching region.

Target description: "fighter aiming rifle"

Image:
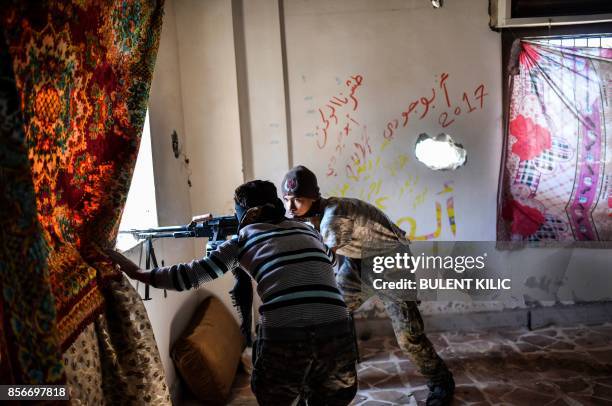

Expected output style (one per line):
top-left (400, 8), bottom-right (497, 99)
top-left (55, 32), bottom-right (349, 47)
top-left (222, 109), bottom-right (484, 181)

top-left (119, 214), bottom-right (254, 344)
top-left (119, 215), bottom-right (240, 300)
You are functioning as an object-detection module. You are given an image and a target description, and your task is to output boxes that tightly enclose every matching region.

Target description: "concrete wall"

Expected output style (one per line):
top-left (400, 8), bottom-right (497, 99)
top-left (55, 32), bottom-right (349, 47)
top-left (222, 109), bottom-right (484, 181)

top-left (172, 0), bottom-right (243, 332)
top-left (138, 0), bottom-right (204, 396)
top-left (233, 0), bottom-right (291, 184)
top-left (137, 0), bottom-right (244, 398)
top-left (284, 0), bottom-right (502, 241)
top-left (174, 0), bottom-right (244, 216)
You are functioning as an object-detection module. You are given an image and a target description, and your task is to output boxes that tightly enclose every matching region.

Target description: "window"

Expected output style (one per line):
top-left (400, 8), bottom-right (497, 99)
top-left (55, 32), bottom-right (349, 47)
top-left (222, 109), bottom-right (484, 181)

top-left (532, 34), bottom-right (612, 47)
top-left (116, 110), bottom-right (158, 251)
top-left (497, 28), bottom-right (612, 241)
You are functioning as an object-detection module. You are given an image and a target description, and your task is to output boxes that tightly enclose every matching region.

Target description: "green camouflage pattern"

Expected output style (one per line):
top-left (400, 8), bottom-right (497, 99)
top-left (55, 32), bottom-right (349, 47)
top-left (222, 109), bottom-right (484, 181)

top-left (336, 256), bottom-right (451, 384)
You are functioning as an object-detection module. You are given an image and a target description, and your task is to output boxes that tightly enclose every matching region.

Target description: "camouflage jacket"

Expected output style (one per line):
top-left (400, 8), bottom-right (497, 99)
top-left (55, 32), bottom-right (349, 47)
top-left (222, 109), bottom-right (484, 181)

top-left (310, 197), bottom-right (409, 258)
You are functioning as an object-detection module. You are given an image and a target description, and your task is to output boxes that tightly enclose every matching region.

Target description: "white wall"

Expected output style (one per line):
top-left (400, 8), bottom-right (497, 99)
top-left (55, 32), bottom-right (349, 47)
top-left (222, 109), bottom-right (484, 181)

top-left (234, 0), bottom-right (291, 184)
top-left (141, 0), bottom-right (203, 395)
top-left (284, 0), bottom-right (502, 241)
top-left (222, 0), bottom-right (505, 241)
top-left (174, 0), bottom-right (244, 216)
top-left (172, 0), bottom-right (243, 327)
top-left (138, 0), bottom-right (243, 398)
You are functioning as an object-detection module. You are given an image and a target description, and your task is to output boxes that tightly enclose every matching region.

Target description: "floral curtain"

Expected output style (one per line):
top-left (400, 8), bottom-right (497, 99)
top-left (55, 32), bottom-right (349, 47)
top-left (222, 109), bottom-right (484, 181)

top-left (498, 41), bottom-right (612, 242)
top-left (0, 29), bottom-right (64, 385)
top-left (0, 1), bottom-right (170, 401)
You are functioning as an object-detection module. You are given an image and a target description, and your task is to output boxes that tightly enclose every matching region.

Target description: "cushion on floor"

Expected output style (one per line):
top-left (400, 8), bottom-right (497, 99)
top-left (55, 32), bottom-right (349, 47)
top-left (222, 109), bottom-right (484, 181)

top-left (171, 296), bottom-right (244, 405)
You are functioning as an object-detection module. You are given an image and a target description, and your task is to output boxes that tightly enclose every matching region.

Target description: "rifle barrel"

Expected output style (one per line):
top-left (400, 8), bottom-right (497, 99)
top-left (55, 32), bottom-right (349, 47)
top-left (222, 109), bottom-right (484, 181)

top-left (117, 215), bottom-right (238, 240)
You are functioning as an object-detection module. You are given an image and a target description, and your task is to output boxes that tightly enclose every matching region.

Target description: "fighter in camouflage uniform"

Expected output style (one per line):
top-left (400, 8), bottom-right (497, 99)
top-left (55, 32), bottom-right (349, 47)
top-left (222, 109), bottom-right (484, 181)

top-left (282, 166), bottom-right (455, 406)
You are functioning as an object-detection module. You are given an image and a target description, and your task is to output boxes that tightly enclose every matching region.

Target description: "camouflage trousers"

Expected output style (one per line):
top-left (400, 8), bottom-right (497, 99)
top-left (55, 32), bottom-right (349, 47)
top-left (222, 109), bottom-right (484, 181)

top-left (336, 256), bottom-right (451, 384)
top-left (251, 322), bottom-right (358, 406)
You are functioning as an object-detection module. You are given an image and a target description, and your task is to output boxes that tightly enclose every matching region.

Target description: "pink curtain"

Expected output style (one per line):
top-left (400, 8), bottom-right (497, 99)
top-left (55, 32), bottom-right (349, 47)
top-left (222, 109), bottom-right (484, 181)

top-left (498, 41), bottom-right (612, 242)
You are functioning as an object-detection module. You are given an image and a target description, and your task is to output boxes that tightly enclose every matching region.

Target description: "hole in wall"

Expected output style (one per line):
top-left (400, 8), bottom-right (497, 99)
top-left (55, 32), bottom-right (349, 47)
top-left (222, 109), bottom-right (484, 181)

top-left (414, 132), bottom-right (467, 171)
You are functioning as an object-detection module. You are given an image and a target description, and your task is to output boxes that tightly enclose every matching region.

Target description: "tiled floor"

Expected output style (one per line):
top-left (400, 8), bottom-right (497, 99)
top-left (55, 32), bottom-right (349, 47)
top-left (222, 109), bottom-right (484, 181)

top-left (200, 323), bottom-right (612, 405)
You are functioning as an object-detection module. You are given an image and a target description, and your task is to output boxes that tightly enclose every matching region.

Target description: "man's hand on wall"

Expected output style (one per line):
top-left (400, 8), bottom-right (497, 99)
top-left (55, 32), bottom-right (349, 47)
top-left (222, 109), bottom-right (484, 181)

top-left (105, 249), bottom-right (152, 284)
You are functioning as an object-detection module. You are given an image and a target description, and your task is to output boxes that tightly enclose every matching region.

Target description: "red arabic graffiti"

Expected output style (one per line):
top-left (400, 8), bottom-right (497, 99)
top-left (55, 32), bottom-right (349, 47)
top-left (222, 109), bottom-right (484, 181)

top-left (315, 74), bottom-right (363, 150)
top-left (383, 73), bottom-right (488, 140)
top-left (312, 74), bottom-right (365, 177)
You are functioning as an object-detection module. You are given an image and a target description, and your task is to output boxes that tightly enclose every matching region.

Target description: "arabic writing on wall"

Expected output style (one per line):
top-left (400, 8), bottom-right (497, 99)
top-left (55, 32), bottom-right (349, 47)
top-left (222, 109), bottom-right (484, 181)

top-left (306, 73), bottom-right (488, 240)
top-left (382, 73), bottom-right (488, 140)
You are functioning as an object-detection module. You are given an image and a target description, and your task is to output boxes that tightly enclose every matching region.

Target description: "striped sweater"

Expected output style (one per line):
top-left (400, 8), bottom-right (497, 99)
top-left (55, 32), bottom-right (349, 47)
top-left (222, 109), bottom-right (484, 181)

top-left (149, 219), bottom-right (349, 328)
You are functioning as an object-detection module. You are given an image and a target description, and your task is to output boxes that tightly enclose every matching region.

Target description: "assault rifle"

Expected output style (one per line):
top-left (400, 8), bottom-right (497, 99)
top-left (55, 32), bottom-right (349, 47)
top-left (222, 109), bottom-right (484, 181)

top-left (121, 214), bottom-right (253, 345)
top-left (120, 215), bottom-right (239, 300)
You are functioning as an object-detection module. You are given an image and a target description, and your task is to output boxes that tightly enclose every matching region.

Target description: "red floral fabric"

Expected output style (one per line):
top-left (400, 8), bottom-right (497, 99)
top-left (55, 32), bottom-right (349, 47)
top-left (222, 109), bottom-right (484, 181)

top-left (502, 198), bottom-right (546, 237)
top-left (509, 114), bottom-right (552, 161)
top-left (0, 0), bottom-right (164, 383)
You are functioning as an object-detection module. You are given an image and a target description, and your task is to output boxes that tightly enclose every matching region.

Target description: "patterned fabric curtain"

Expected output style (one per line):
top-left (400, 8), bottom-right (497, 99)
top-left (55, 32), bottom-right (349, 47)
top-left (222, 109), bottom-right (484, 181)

top-left (0, 29), bottom-right (65, 385)
top-left (498, 41), bottom-right (612, 242)
top-left (1, 1), bottom-right (170, 401)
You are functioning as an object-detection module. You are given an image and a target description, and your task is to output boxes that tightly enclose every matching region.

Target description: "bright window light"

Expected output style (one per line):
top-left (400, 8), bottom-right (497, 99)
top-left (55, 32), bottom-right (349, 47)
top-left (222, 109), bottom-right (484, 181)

top-left (536, 35), bottom-right (612, 49)
top-left (116, 110), bottom-right (158, 251)
top-left (575, 38), bottom-right (588, 47)
top-left (561, 38), bottom-right (574, 47)
top-left (587, 37), bottom-right (601, 48)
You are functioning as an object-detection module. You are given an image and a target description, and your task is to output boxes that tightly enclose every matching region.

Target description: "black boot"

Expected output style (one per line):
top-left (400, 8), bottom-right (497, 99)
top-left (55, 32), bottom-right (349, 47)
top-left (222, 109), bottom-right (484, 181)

top-left (425, 372), bottom-right (455, 406)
